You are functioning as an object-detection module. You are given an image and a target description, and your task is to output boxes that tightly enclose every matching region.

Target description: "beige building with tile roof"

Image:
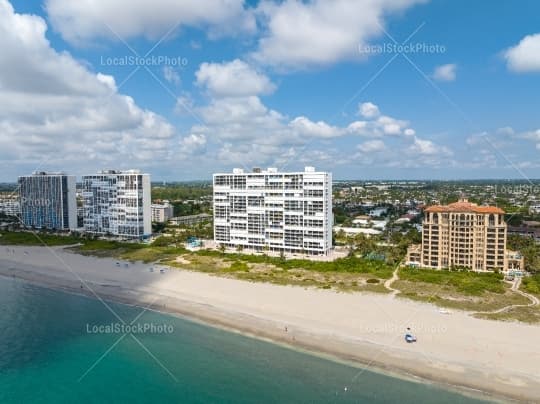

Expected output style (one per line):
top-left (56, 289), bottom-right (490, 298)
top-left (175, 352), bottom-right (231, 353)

top-left (406, 199), bottom-right (524, 272)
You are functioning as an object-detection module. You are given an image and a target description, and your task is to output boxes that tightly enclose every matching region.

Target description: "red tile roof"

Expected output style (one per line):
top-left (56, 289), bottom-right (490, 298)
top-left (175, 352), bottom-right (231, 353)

top-left (425, 199), bottom-right (504, 214)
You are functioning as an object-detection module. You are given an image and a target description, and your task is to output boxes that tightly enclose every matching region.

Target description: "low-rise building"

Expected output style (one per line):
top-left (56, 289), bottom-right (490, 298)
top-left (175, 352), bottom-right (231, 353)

top-left (529, 204), bottom-right (540, 214)
top-left (508, 225), bottom-right (540, 241)
top-left (151, 201), bottom-right (174, 223)
top-left (405, 244), bottom-right (421, 266)
top-left (505, 250), bottom-right (525, 272)
top-left (169, 213), bottom-right (212, 226)
top-left (369, 207), bottom-right (388, 217)
top-left (334, 226), bottom-right (381, 237)
top-left (0, 199), bottom-right (20, 217)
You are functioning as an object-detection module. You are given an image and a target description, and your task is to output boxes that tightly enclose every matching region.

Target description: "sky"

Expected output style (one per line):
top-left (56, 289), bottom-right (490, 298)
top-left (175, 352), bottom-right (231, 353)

top-left (1, 0), bottom-right (539, 181)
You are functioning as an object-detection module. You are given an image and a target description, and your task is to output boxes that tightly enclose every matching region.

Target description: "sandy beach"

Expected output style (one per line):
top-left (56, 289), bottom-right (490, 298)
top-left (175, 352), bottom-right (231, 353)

top-left (1, 246), bottom-right (539, 402)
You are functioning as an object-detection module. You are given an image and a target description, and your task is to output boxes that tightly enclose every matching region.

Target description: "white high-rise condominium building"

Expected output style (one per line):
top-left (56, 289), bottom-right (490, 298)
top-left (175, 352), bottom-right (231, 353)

top-left (213, 167), bottom-right (333, 255)
top-left (82, 170), bottom-right (151, 238)
top-left (18, 172), bottom-right (77, 230)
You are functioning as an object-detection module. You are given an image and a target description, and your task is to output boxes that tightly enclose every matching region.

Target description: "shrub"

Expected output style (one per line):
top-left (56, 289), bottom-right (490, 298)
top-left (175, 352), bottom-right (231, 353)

top-left (151, 236), bottom-right (173, 247)
top-left (195, 251), bottom-right (394, 278)
top-left (522, 275), bottom-right (540, 295)
top-left (400, 267), bottom-right (504, 295)
top-left (224, 261), bottom-right (249, 273)
top-left (0, 231), bottom-right (80, 246)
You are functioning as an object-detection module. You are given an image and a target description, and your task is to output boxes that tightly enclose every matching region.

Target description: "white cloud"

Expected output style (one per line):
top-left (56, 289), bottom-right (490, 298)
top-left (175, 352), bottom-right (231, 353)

top-left (347, 106), bottom-right (412, 137)
top-left (404, 128), bottom-right (415, 136)
top-left (0, 0), bottom-right (176, 174)
top-left (518, 129), bottom-right (540, 151)
top-left (174, 93), bottom-right (195, 116)
top-left (496, 126), bottom-right (514, 136)
top-left (465, 127), bottom-right (540, 157)
top-left (359, 102), bottom-right (380, 118)
top-left (377, 115), bottom-right (408, 135)
top-left (408, 137), bottom-right (452, 156)
top-left (347, 121), bottom-right (368, 134)
top-left (504, 33), bottom-right (540, 73)
top-left (466, 132), bottom-right (487, 146)
top-left (96, 73), bottom-right (117, 91)
top-left (163, 66), bottom-right (181, 85)
top-left (196, 59), bottom-right (276, 97)
top-left (289, 117), bottom-right (343, 138)
top-left (45, 0), bottom-right (255, 45)
top-left (357, 139), bottom-right (386, 153)
top-left (252, 0), bottom-right (425, 69)
top-left (197, 95), bottom-right (288, 142)
top-left (432, 63), bottom-right (457, 81)
top-left (349, 134), bottom-right (453, 169)
top-left (190, 61), bottom-right (451, 169)
top-left (179, 134), bottom-right (207, 155)
top-left (521, 129), bottom-right (540, 141)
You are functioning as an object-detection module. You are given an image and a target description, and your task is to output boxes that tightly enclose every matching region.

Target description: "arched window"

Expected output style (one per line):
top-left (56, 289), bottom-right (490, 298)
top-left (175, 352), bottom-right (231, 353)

top-left (433, 213), bottom-right (439, 224)
top-left (489, 214), bottom-right (495, 226)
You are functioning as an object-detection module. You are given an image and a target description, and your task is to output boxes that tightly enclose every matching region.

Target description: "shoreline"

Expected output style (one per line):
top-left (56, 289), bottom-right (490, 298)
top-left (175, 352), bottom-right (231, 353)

top-left (1, 246), bottom-right (539, 402)
top-left (0, 272), bottom-right (495, 403)
top-left (0, 273), bottom-right (495, 403)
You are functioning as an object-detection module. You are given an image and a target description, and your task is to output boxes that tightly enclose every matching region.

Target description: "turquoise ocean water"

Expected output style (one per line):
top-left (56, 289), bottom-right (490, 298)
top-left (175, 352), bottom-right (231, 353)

top-left (0, 276), bottom-right (488, 403)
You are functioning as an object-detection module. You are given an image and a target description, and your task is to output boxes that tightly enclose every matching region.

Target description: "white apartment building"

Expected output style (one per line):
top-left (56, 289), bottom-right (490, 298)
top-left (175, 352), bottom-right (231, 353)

top-left (82, 170), bottom-right (151, 238)
top-left (18, 172), bottom-right (77, 230)
top-left (213, 167), bottom-right (333, 255)
top-left (151, 201), bottom-right (174, 223)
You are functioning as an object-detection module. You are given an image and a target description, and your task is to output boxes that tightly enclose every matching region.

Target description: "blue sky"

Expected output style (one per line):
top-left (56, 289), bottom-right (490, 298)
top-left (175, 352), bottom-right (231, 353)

top-left (1, 0), bottom-right (540, 181)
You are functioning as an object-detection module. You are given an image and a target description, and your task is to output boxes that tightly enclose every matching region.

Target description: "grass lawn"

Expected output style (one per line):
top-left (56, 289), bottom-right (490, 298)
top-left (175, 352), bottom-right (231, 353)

top-left (75, 240), bottom-right (188, 263)
top-left (475, 306), bottom-right (540, 324)
top-left (394, 268), bottom-right (535, 318)
top-left (231, 268), bottom-right (391, 293)
top-left (0, 231), bottom-right (81, 246)
top-left (119, 246), bottom-right (187, 263)
top-left (398, 267), bottom-right (505, 295)
top-left (394, 279), bottom-right (530, 312)
top-left (72, 240), bottom-right (145, 259)
top-left (521, 274), bottom-right (540, 295)
top-left (196, 250), bottom-right (395, 279)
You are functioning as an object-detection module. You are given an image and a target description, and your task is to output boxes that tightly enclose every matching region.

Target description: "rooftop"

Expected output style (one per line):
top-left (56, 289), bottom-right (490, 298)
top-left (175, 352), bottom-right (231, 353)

top-left (425, 198), bottom-right (504, 214)
top-left (21, 171), bottom-right (68, 176)
top-left (221, 166), bottom-right (322, 175)
top-left (98, 169), bottom-right (142, 174)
